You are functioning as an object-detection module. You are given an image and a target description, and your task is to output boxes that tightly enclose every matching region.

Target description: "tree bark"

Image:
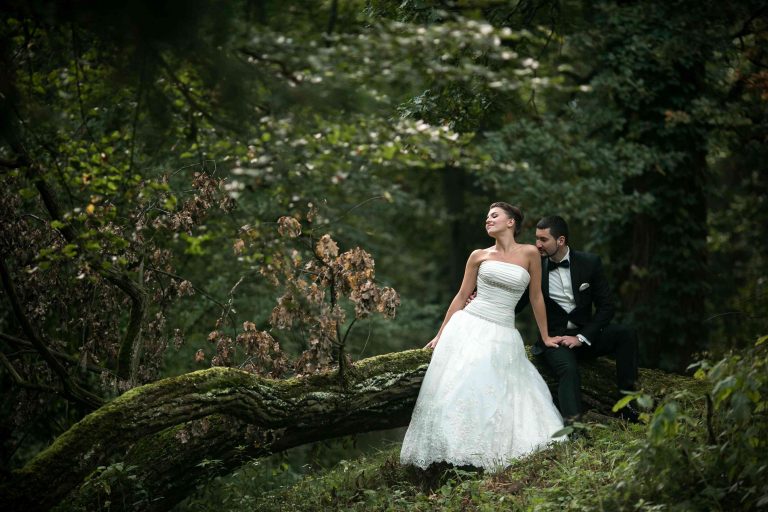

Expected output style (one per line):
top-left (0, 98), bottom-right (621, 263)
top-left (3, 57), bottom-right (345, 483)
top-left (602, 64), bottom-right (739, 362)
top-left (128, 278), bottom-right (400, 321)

top-left (1, 348), bottom-right (690, 512)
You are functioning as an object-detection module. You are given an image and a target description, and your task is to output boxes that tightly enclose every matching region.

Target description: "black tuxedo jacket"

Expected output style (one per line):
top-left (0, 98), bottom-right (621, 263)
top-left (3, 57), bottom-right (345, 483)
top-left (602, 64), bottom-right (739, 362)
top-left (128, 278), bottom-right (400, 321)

top-left (516, 250), bottom-right (616, 354)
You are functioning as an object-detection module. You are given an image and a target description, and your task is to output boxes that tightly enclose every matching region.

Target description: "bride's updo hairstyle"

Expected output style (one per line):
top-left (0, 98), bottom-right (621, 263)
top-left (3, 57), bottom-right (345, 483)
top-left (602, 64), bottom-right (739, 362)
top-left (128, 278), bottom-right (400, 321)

top-left (489, 202), bottom-right (524, 236)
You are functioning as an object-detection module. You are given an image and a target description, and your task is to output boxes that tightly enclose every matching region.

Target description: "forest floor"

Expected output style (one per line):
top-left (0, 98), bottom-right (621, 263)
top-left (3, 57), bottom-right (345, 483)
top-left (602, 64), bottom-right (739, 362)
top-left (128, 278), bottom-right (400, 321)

top-left (244, 413), bottom-right (646, 511)
top-left (175, 363), bottom-right (728, 511)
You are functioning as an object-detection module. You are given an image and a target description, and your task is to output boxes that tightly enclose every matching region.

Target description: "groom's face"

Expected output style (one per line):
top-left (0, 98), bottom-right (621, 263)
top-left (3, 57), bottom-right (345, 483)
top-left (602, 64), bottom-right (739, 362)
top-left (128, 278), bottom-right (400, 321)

top-left (535, 228), bottom-right (562, 259)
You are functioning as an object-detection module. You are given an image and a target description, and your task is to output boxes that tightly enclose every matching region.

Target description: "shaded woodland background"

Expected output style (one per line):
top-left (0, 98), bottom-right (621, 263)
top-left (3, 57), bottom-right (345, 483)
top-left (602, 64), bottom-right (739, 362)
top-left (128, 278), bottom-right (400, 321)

top-left (1, 0), bottom-right (767, 509)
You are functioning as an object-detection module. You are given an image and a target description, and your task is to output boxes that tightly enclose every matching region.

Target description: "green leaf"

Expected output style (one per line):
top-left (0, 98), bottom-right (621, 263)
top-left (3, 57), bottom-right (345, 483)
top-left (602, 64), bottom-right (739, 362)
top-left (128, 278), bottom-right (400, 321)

top-left (612, 394), bottom-right (635, 412)
top-left (19, 187), bottom-right (38, 199)
top-left (637, 394), bottom-right (654, 410)
top-left (551, 426), bottom-right (574, 437)
top-left (61, 244), bottom-right (78, 258)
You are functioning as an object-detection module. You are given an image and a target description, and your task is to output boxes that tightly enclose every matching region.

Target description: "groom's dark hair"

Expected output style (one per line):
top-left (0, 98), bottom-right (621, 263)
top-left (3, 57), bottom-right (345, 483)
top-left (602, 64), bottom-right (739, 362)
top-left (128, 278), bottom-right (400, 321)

top-left (490, 202), bottom-right (524, 236)
top-left (537, 216), bottom-right (569, 243)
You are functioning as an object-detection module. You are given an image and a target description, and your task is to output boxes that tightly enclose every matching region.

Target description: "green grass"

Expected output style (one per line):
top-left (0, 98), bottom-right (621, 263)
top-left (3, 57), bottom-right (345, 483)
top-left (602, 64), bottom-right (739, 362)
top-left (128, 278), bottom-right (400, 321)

top-left (180, 340), bottom-right (768, 511)
top-left (247, 414), bottom-right (646, 511)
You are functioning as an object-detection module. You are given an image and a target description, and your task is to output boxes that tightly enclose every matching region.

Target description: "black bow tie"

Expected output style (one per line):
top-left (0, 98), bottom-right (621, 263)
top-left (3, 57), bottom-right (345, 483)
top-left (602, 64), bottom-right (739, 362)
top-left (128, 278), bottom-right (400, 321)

top-left (548, 259), bottom-right (570, 271)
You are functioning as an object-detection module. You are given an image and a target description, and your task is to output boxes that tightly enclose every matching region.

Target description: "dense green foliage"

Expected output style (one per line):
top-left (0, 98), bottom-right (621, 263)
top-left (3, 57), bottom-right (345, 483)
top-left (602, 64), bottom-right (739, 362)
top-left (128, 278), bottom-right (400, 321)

top-left (611, 335), bottom-right (768, 510)
top-left (1, 0), bottom-right (767, 509)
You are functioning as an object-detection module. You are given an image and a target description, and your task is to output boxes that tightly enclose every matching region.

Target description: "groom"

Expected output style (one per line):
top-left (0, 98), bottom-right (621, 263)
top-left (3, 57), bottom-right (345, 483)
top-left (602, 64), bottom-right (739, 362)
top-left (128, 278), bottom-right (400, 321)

top-left (517, 215), bottom-right (639, 422)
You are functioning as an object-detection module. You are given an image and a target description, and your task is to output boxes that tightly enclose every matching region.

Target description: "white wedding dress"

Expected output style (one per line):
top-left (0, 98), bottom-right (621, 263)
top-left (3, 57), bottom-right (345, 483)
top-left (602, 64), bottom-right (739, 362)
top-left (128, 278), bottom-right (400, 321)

top-left (400, 260), bottom-right (565, 470)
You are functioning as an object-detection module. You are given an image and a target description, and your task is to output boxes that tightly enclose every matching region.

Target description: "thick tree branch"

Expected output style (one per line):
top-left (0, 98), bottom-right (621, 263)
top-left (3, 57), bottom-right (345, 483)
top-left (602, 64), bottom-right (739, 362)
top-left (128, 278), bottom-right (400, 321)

top-left (1, 347), bottom-right (693, 512)
top-left (107, 265), bottom-right (147, 383)
top-left (3, 349), bottom-right (429, 511)
top-left (22, 162), bottom-right (78, 243)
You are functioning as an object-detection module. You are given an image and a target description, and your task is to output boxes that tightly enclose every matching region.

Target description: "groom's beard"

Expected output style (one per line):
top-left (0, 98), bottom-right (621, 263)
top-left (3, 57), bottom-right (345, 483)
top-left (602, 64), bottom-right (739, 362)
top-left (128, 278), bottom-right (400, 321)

top-left (539, 247), bottom-right (558, 260)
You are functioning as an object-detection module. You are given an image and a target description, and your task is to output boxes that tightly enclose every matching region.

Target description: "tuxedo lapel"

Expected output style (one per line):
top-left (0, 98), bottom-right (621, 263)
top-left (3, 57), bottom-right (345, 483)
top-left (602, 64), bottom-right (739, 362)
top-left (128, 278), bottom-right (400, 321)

top-left (541, 257), bottom-right (550, 298)
top-left (569, 251), bottom-right (582, 305)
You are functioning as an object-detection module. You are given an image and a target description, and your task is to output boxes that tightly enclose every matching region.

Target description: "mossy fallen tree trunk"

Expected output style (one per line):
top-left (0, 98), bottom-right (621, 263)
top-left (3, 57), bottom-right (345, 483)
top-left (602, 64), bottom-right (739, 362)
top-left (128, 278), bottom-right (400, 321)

top-left (1, 348), bottom-right (688, 512)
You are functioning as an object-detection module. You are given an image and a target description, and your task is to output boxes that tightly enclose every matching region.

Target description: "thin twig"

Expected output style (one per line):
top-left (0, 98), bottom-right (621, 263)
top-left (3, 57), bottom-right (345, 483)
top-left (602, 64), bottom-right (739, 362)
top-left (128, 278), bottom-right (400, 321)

top-left (146, 266), bottom-right (227, 308)
top-left (704, 311), bottom-right (765, 322)
top-left (357, 319), bottom-right (374, 358)
top-left (0, 332), bottom-right (109, 376)
top-left (0, 258), bottom-right (102, 409)
top-left (340, 317), bottom-right (357, 347)
top-left (238, 48), bottom-right (301, 86)
top-left (19, 213), bottom-right (49, 224)
top-left (732, 3), bottom-right (768, 39)
top-left (128, 52), bottom-right (146, 174)
top-left (157, 54), bottom-right (240, 132)
top-left (0, 157), bottom-right (25, 169)
top-left (0, 350), bottom-right (60, 394)
top-left (70, 24), bottom-right (96, 143)
top-left (328, 196), bottom-right (386, 225)
top-left (229, 275), bottom-right (246, 296)
top-left (218, 275), bottom-right (246, 336)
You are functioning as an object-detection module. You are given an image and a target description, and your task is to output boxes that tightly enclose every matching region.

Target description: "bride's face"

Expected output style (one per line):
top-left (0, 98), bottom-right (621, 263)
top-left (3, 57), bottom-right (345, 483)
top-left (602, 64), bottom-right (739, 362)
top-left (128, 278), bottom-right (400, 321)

top-left (485, 207), bottom-right (513, 236)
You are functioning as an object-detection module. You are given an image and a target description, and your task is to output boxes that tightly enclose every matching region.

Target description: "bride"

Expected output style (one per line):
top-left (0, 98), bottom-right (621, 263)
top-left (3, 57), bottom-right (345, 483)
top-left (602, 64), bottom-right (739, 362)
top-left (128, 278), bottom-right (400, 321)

top-left (400, 202), bottom-right (566, 470)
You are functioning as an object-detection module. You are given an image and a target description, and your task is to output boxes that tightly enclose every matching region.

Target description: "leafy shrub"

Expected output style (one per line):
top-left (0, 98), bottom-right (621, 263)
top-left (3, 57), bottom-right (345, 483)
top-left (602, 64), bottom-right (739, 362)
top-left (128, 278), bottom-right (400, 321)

top-left (607, 335), bottom-right (768, 510)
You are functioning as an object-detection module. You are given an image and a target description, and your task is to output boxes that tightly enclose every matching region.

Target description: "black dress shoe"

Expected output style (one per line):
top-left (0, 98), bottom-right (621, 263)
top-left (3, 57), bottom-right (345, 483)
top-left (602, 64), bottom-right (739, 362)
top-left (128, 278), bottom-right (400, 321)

top-left (616, 404), bottom-right (640, 423)
top-left (563, 414), bottom-right (583, 427)
top-left (568, 428), bottom-right (591, 442)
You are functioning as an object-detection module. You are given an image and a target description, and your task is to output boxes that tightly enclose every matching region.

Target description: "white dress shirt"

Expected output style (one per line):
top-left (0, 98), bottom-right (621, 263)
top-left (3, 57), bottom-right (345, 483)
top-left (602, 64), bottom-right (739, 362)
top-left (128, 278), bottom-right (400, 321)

top-left (548, 248), bottom-right (591, 345)
top-left (548, 248), bottom-right (575, 315)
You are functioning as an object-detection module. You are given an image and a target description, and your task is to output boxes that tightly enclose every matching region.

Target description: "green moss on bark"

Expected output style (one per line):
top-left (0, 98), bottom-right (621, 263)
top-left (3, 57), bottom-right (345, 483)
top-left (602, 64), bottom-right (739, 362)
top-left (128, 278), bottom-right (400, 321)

top-left (2, 347), bottom-right (694, 512)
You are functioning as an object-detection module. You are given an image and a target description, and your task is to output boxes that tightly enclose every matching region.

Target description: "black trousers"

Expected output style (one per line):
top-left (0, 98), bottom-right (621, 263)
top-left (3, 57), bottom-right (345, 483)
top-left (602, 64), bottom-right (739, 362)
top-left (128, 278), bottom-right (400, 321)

top-left (538, 324), bottom-right (638, 420)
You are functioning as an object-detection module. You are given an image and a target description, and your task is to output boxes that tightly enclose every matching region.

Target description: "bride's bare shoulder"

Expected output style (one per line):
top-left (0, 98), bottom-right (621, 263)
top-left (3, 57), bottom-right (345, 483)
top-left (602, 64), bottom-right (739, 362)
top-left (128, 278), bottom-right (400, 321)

top-left (468, 248), bottom-right (492, 264)
top-left (520, 245), bottom-right (541, 266)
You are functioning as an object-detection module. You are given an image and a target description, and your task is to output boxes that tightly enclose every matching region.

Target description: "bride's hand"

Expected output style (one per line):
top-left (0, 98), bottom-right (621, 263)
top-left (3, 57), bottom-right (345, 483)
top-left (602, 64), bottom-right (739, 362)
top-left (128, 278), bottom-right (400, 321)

top-left (543, 336), bottom-right (561, 348)
top-left (425, 337), bottom-right (439, 349)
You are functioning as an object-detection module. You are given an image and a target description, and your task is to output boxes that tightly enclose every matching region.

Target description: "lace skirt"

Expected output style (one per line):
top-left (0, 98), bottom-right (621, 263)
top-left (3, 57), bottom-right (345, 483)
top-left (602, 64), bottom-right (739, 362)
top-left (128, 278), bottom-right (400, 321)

top-left (400, 310), bottom-right (565, 470)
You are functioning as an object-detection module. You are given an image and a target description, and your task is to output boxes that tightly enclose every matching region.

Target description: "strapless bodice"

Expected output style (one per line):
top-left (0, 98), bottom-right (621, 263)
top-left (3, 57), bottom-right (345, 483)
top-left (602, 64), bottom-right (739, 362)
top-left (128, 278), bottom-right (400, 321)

top-left (462, 260), bottom-right (530, 326)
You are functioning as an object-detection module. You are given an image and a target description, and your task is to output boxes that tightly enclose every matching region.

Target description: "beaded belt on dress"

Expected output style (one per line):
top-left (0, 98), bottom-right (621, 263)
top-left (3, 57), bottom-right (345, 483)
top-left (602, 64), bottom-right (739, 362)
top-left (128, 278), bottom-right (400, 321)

top-left (462, 308), bottom-right (514, 327)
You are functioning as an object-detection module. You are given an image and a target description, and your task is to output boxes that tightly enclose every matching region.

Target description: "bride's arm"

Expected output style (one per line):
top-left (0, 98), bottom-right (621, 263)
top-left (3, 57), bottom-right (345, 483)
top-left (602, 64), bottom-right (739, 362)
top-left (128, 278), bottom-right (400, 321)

top-left (526, 246), bottom-right (561, 348)
top-left (425, 250), bottom-right (482, 349)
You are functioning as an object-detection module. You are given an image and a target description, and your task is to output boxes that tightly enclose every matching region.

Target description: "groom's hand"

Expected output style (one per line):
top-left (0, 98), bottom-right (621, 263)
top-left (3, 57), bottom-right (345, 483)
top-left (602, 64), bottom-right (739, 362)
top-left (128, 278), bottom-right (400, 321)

top-left (560, 335), bottom-right (583, 349)
top-left (543, 336), bottom-right (562, 348)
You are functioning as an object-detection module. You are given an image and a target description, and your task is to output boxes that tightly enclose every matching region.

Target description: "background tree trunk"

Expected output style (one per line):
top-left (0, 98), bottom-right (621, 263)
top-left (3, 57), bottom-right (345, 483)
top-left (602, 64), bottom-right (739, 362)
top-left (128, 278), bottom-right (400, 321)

top-left (1, 348), bottom-right (692, 512)
top-left (442, 165), bottom-right (469, 291)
